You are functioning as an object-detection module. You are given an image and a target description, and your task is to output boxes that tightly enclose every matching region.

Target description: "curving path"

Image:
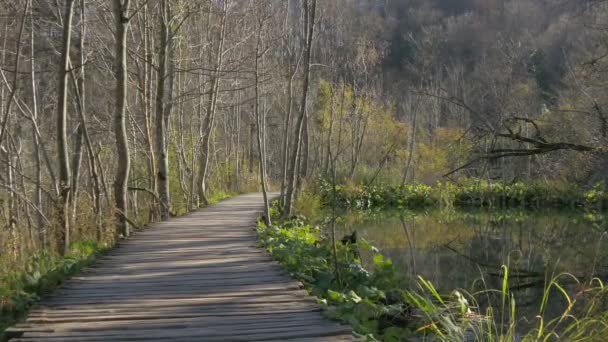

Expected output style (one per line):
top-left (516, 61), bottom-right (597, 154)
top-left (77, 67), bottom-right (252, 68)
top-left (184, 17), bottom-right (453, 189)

top-left (7, 193), bottom-right (353, 341)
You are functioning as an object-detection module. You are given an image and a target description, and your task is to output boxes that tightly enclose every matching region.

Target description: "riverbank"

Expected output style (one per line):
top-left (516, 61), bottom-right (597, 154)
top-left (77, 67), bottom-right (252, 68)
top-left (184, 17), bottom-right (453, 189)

top-left (319, 180), bottom-right (608, 211)
top-left (258, 210), bottom-right (608, 341)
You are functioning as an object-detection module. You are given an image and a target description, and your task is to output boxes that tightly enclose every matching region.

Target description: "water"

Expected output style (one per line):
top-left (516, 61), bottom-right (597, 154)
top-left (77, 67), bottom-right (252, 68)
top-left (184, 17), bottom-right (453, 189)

top-left (326, 208), bottom-right (608, 322)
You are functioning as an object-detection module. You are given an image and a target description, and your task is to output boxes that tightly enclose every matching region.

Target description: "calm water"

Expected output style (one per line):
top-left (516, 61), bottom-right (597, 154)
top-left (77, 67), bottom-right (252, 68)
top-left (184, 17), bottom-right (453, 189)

top-left (326, 209), bottom-right (608, 320)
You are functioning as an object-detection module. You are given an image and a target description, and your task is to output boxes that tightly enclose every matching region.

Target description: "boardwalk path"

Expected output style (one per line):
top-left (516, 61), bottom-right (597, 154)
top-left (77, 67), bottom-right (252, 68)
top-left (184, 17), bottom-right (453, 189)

top-left (8, 193), bottom-right (352, 341)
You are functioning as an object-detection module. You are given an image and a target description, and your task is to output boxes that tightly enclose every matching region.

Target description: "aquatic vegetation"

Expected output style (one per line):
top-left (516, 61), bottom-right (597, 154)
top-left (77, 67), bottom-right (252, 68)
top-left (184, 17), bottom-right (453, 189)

top-left (259, 216), bottom-right (608, 341)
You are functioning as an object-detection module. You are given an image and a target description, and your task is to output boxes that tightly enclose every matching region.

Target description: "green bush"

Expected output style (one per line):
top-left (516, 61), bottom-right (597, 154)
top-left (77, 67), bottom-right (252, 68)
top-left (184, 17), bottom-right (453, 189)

top-left (319, 179), bottom-right (608, 211)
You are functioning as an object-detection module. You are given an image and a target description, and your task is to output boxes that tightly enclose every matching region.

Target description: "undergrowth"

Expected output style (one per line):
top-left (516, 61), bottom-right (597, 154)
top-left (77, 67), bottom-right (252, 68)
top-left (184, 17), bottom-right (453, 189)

top-left (257, 219), bottom-right (415, 340)
top-left (0, 240), bottom-right (107, 339)
top-left (320, 179), bottom-right (608, 211)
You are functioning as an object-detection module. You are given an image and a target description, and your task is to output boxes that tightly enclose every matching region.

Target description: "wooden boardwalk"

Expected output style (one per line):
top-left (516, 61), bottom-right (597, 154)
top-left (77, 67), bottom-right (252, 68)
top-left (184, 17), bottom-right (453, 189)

top-left (7, 193), bottom-right (353, 341)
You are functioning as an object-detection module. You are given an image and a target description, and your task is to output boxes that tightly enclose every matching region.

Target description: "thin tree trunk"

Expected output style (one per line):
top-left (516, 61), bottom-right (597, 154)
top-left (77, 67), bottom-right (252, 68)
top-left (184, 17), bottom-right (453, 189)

top-left (249, 123), bottom-right (255, 175)
top-left (323, 87), bottom-right (335, 175)
top-left (69, 39), bottom-right (102, 241)
top-left (283, 0), bottom-right (316, 218)
top-left (329, 150), bottom-right (341, 284)
top-left (254, 23), bottom-right (271, 226)
top-left (301, 114), bottom-right (310, 179)
top-left (113, 0), bottom-right (132, 237)
top-left (197, 0), bottom-right (228, 206)
top-left (1, 147), bottom-right (19, 260)
top-left (155, 0), bottom-right (171, 220)
top-left (349, 112), bottom-right (368, 179)
top-left (70, 125), bottom-right (84, 224)
top-left (235, 88), bottom-right (241, 192)
top-left (279, 0), bottom-right (295, 207)
top-left (401, 104), bottom-right (418, 186)
top-left (139, 2), bottom-right (157, 220)
top-left (280, 67), bottom-right (295, 206)
top-left (29, 1), bottom-right (45, 246)
top-left (140, 2), bottom-right (157, 220)
top-left (70, 0), bottom-right (87, 227)
top-left (57, 0), bottom-right (76, 254)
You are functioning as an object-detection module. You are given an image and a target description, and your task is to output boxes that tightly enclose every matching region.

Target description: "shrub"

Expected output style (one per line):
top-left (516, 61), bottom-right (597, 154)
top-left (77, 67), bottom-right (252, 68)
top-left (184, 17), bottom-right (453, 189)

top-left (319, 179), bottom-right (607, 211)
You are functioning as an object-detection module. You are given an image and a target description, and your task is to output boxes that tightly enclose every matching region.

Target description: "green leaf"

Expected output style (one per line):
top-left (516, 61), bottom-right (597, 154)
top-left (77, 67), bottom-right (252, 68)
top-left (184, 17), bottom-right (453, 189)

top-left (373, 254), bottom-right (384, 266)
top-left (348, 290), bottom-right (363, 303)
top-left (328, 289), bottom-right (343, 302)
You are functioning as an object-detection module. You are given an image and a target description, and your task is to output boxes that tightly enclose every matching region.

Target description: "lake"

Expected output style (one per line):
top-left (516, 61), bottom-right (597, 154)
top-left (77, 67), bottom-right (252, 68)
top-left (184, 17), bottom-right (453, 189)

top-left (325, 208), bottom-right (608, 325)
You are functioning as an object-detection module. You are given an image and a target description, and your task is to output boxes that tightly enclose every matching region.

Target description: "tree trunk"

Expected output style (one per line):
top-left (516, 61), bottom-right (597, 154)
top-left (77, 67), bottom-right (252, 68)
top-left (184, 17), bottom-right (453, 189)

top-left (254, 24), bottom-right (271, 226)
top-left (283, 0), bottom-right (317, 218)
top-left (323, 86), bottom-right (335, 175)
top-left (70, 0), bottom-right (88, 228)
top-left (29, 0), bottom-right (45, 246)
top-left (57, 0), bottom-right (75, 254)
top-left (235, 88), bottom-right (241, 192)
top-left (113, 0), bottom-right (132, 237)
top-left (401, 103), bottom-right (418, 186)
top-left (70, 125), bottom-right (84, 225)
top-left (249, 123), bottom-right (255, 175)
top-left (197, 0), bottom-right (228, 206)
top-left (280, 67), bottom-right (294, 206)
top-left (155, 0), bottom-right (171, 220)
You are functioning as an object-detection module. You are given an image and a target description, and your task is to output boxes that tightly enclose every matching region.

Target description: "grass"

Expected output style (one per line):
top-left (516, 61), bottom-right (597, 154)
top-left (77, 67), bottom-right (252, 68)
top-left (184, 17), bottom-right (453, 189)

top-left (0, 240), bottom-right (107, 339)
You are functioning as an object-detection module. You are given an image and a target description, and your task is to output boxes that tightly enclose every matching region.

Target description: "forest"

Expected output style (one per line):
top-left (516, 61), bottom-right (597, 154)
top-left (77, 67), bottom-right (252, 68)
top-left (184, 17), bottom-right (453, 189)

top-left (1, 0), bottom-right (608, 340)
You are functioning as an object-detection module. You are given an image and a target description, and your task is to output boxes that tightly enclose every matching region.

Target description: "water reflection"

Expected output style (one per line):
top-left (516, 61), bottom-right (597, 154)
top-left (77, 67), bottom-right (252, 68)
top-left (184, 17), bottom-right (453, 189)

top-left (327, 209), bottom-right (608, 321)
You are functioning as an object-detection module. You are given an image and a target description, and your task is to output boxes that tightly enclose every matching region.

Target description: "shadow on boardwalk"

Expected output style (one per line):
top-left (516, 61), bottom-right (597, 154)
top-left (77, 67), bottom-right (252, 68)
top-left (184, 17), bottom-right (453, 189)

top-left (6, 193), bottom-right (353, 341)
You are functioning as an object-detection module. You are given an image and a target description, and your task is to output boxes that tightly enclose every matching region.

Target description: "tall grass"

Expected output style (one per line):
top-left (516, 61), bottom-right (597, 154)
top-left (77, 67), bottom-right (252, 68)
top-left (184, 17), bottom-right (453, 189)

top-left (412, 272), bottom-right (608, 341)
top-left (0, 240), bottom-right (107, 338)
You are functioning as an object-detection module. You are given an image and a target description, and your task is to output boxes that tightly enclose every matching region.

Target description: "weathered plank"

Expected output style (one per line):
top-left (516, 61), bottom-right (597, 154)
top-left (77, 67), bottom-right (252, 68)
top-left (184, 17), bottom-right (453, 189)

top-left (7, 193), bottom-right (353, 341)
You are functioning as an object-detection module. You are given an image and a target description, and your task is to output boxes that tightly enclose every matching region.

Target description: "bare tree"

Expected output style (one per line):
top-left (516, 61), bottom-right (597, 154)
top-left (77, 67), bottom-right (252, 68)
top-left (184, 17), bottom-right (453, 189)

top-left (283, 0), bottom-right (317, 218)
top-left (113, 0), bottom-right (132, 237)
top-left (57, 0), bottom-right (75, 253)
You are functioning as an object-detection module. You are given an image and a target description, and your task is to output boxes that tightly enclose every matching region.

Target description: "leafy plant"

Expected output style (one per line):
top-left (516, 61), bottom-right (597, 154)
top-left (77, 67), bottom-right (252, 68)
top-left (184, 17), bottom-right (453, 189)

top-left (258, 219), bottom-right (414, 340)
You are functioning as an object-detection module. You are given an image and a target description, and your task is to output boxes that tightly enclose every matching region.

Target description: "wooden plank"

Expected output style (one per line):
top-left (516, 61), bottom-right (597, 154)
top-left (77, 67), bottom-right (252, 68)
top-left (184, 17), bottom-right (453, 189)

top-left (56, 277), bottom-right (298, 292)
top-left (18, 317), bottom-right (338, 337)
top-left (7, 193), bottom-right (352, 341)
top-left (38, 289), bottom-right (312, 305)
top-left (10, 312), bottom-right (330, 332)
top-left (68, 270), bottom-right (290, 283)
top-left (47, 282), bottom-right (305, 298)
top-left (26, 308), bottom-right (323, 324)
top-left (17, 325), bottom-right (352, 341)
top-left (29, 302), bottom-right (319, 317)
top-left (37, 292), bottom-right (314, 304)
